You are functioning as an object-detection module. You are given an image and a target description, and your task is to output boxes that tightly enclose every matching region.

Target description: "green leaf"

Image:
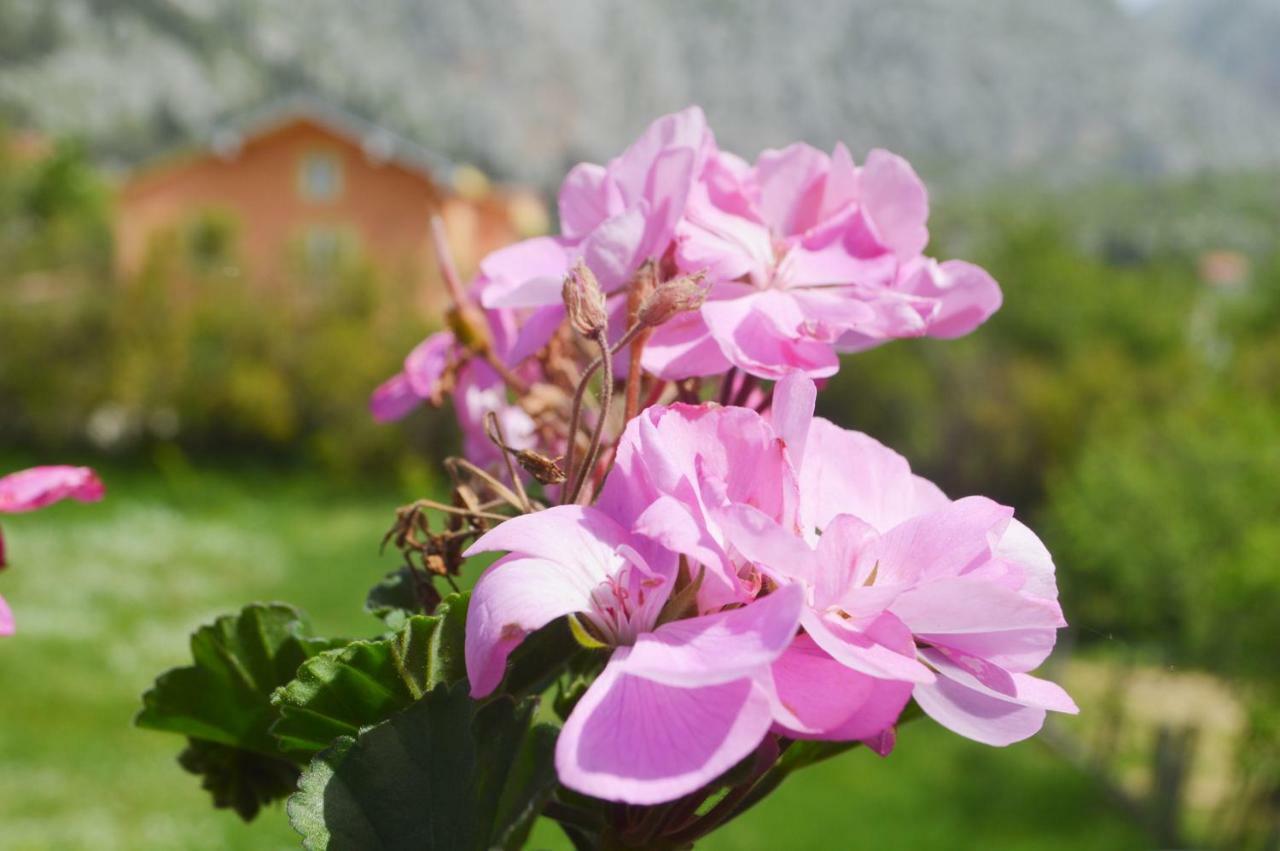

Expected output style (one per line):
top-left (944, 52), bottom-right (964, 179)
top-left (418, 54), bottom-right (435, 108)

top-left (177, 737), bottom-right (301, 822)
top-left (288, 682), bottom-right (559, 851)
top-left (365, 566), bottom-right (438, 629)
top-left (270, 593), bottom-right (470, 757)
top-left (136, 602), bottom-right (337, 757)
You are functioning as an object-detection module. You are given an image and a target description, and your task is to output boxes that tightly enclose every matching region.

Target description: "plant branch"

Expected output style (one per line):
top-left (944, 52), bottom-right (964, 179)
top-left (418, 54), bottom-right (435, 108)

top-left (568, 329), bottom-right (614, 504)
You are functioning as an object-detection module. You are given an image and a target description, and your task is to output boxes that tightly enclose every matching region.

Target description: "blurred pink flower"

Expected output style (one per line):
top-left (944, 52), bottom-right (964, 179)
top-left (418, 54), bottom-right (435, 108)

top-left (478, 107), bottom-right (717, 359)
top-left (370, 273), bottom-right (541, 466)
top-left (0, 464), bottom-right (105, 635)
top-left (643, 144), bottom-right (1001, 379)
top-left (463, 505), bottom-right (804, 804)
top-left (0, 465), bottom-right (104, 514)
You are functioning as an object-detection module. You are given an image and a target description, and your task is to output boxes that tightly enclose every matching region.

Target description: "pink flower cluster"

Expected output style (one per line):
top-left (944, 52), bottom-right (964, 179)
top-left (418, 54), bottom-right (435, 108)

top-left (372, 106), bottom-right (1000, 440)
top-left (371, 107), bottom-right (1070, 807)
top-left (0, 465), bottom-right (104, 635)
top-left (466, 374), bottom-right (1075, 804)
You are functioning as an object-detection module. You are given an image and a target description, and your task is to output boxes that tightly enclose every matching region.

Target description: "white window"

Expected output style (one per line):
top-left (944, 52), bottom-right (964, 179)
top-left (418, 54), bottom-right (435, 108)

top-left (299, 151), bottom-right (342, 202)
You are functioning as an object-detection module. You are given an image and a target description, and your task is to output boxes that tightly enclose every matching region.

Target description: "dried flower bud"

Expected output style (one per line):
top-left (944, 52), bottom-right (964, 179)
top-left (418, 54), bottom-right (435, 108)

top-left (514, 449), bottom-right (567, 485)
top-left (637, 271), bottom-right (709, 328)
top-left (446, 303), bottom-right (492, 354)
top-left (629, 258), bottom-right (659, 313)
top-left (562, 259), bottom-right (609, 336)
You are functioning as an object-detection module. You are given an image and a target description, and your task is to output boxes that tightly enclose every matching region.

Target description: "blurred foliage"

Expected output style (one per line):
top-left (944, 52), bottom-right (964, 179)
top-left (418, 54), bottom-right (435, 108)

top-left (820, 185), bottom-right (1280, 849)
top-left (0, 128), bottom-right (453, 474)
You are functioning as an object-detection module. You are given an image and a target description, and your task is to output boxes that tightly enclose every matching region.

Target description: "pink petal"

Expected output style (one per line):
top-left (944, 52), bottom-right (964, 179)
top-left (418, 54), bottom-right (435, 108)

top-left (812, 513), bottom-right (882, 606)
top-left (580, 206), bottom-right (649, 293)
top-left (464, 505), bottom-right (636, 575)
top-left (477, 237), bottom-right (571, 309)
top-left (620, 583), bottom-right (803, 688)
top-left (0, 593), bottom-right (12, 636)
top-left (716, 502), bottom-right (816, 587)
top-left (369, 372), bottom-right (422, 423)
top-left (505, 304), bottom-right (566, 365)
top-left (858, 149), bottom-right (929, 260)
top-left (799, 418), bottom-right (949, 533)
top-left (818, 142), bottom-right (859, 221)
top-left (769, 372), bottom-right (816, 466)
top-left (677, 194), bottom-right (774, 287)
top-left (902, 259), bottom-right (1003, 339)
top-left (403, 331), bottom-right (457, 400)
top-left (465, 555), bottom-right (597, 697)
top-left (0, 466), bottom-right (104, 514)
top-left (873, 496), bottom-right (1013, 587)
top-left (921, 648), bottom-right (1077, 714)
top-left (801, 609), bottom-right (934, 684)
top-left (632, 495), bottom-right (734, 597)
top-left (556, 651), bottom-right (775, 804)
top-left (891, 577), bottom-right (1066, 636)
top-left (995, 518), bottom-right (1059, 601)
top-left (921, 627), bottom-right (1060, 675)
top-left (769, 633), bottom-right (912, 741)
top-left (558, 162), bottom-right (613, 240)
top-left (755, 143), bottom-right (830, 237)
top-left (701, 291), bottom-right (840, 380)
top-left (640, 309), bottom-right (733, 381)
top-left (912, 674), bottom-right (1048, 747)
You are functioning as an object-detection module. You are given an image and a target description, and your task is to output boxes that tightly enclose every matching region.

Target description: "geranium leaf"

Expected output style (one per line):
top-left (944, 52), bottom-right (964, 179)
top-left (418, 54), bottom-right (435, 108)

top-left (177, 737), bottom-right (301, 822)
top-left (270, 592), bottom-right (470, 757)
top-left (288, 682), bottom-right (559, 851)
top-left (365, 565), bottom-right (439, 629)
top-left (136, 602), bottom-right (337, 757)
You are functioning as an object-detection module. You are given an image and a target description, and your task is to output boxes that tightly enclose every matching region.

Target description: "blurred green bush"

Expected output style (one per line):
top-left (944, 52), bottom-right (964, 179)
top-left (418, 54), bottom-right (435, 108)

top-left (0, 130), bottom-right (454, 475)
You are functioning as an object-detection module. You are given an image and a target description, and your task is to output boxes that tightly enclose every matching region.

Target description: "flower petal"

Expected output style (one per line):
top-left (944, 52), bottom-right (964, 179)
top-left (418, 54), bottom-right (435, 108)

top-left (369, 372), bottom-right (422, 423)
top-left (556, 651), bottom-right (774, 804)
top-left (799, 418), bottom-right (949, 533)
top-left (620, 583), bottom-right (804, 688)
top-left (874, 496), bottom-right (1013, 586)
top-left (770, 372), bottom-right (816, 467)
top-left (801, 609), bottom-right (934, 684)
top-left (912, 674), bottom-right (1049, 747)
top-left (0, 592), bottom-right (12, 636)
top-left (891, 577), bottom-right (1066, 636)
top-left (0, 466), bottom-right (104, 514)
top-left (465, 555), bottom-right (594, 697)
top-left (769, 633), bottom-right (912, 741)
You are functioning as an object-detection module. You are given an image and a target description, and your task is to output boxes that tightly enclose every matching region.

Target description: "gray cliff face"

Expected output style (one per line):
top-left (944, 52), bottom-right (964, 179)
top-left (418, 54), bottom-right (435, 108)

top-left (0, 0), bottom-right (1277, 187)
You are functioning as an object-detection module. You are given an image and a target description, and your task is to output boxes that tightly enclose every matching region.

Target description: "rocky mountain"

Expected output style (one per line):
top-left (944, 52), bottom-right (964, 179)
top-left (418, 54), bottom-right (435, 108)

top-left (1151, 0), bottom-right (1280, 112)
top-left (0, 0), bottom-right (1277, 189)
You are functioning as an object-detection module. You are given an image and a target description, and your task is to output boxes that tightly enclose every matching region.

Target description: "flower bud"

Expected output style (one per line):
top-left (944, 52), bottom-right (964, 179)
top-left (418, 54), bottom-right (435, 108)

top-left (562, 259), bottom-right (609, 336)
top-left (446, 303), bottom-right (492, 355)
top-left (514, 449), bottom-right (567, 485)
top-left (637, 271), bottom-right (709, 328)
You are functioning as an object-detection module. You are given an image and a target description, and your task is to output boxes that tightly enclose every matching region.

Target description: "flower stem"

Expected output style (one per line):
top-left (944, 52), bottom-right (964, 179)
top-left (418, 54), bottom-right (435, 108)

top-left (568, 329), bottom-right (614, 504)
top-left (562, 323), bottom-right (646, 503)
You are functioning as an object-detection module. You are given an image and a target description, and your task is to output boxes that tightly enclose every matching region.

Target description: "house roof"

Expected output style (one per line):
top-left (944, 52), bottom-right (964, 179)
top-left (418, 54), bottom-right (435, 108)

top-left (207, 93), bottom-right (458, 188)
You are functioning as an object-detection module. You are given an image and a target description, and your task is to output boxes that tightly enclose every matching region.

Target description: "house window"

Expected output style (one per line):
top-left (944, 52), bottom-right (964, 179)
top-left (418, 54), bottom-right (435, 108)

top-left (299, 151), bottom-right (342, 202)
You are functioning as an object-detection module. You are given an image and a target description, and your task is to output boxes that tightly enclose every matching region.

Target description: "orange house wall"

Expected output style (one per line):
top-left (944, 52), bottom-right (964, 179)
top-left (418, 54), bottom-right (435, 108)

top-left (116, 118), bottom-right (455, 312)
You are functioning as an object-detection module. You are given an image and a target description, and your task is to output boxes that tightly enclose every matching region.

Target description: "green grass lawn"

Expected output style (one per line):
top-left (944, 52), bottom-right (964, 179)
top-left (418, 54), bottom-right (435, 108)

top-left (0, 457), bottom-right (1150, 850)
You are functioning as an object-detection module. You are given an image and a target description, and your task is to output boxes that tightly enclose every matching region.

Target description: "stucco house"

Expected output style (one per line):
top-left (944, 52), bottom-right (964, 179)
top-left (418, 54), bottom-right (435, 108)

top-left (115, 96), bottom-right (546, 311)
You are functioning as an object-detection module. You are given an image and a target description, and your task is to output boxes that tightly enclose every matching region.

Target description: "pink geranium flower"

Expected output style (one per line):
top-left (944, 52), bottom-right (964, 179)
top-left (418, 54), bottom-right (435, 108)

top-left (595, 401), bottom-right (799, 609)
top-left (723, 375), bottom-right (1076, 746)
top-left (370, 273), bottom-right (540, 467)
top-left (643, 144), bottom-right (1002, 380)
top-left (477, 107), bottom-right (716, 359)
top-left (0, 465), bottom-right (105, 635)
top-left (464, 505), bottom-right (805, 804)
